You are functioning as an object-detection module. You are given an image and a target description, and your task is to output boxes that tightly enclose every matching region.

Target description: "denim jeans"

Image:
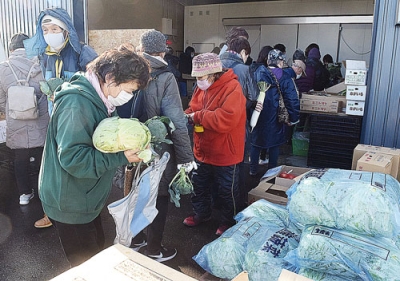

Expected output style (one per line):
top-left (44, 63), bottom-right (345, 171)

top-left (191, 162), bottom-right (240, 226)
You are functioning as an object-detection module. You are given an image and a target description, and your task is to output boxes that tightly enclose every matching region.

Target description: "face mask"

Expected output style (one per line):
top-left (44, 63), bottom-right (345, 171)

top-left (296, 74), bottom-right (302, 79)
top-left (108, 90), bottom-right (133, 106)
top-left (44, 33), bottom-right (65, 50)
top-left (197, 79), bottom-right (212, 91)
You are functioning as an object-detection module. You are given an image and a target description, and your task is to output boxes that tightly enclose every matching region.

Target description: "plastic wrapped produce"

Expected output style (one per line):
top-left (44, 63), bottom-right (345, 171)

top-left (235, 199), bottom-right (302, 235)
top-left (193, 217), bottom-right (294, 279)
top-left (244, 228), bottom-right (299, 281)
top-left (285, 225), bottom-right (400, 281)
top-left (297, 268), bottom-right (362, 281)
top-left (287, 169), bottom-right (400, 238)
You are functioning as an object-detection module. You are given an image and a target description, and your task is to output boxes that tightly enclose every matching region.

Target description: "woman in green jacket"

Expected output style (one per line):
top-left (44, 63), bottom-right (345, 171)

top-left (38, 44), bottom-right (150, 266)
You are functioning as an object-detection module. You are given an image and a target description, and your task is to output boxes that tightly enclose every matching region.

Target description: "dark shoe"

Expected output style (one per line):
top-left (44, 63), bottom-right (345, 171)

top-left (130, 239), bottom-right (147, 252)
top-left (183, 214), bottom-right (211, 227)
top-left (215, 225), bottom-right (230, 236)
top-left (145, 246), bottom-right (177, 262)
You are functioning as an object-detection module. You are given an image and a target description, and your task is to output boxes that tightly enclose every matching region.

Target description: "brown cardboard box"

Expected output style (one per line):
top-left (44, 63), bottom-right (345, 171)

top-left (232, 271), bottom-right (249, 281)
top-left (352, 144), bottom-right (400, 180)
top-left (356, 152), bottom-right (393, 174)
top-left (51, 244), bottom-right (197, 281)
top-left (261, 165), bottom-right (313, 187)
top-left (300, 92), bottom-right (346, 113)
top-left (248, 182), bottom-right (289, 205)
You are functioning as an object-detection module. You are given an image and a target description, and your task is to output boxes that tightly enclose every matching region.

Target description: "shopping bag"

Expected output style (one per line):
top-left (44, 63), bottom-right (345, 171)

top-left (107, 152), bottom-right (170, 247)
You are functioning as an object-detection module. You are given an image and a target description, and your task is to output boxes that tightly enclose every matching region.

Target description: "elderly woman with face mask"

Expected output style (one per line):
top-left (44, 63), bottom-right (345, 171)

top-left (24, 7), bottom-right (98, 229)
top-left (183, 53), bottom-right (247, 236)
top-left (249, 49), bottom-right (300, 176)
top-left (38, 45), bottom-right (150, 266)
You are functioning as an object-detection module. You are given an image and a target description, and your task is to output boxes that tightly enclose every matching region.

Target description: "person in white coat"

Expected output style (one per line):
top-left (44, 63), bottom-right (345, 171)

top-left (0, 33), bottom-right (49, 205)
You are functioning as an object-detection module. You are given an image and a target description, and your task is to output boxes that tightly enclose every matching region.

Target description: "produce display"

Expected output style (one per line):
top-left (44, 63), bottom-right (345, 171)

top-left (285, 225), bottom-right (400, 281)
top-left (287, 169), bottom-right (400, 238)
top-left (92, 117), bottom-right (152, 162)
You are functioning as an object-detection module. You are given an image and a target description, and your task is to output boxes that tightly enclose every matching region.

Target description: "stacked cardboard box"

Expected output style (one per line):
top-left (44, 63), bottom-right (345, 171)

top-left (248, 165), bottom-right (313, 205)
top-left (344, 60), bottom-right (367, 116)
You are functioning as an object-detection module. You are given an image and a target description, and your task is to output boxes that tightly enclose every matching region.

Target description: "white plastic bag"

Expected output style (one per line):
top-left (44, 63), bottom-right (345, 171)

top-left (107, 152), bottom-right (170, 247)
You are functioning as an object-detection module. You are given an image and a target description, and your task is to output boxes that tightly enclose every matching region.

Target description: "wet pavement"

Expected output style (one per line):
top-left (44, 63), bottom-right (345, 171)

top-left (0, 143), bottom-right (306, 281)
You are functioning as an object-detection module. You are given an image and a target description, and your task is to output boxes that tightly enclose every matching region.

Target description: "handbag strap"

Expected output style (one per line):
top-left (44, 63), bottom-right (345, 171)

top-left (7, 61), bottom-right (36, 86)
top-left (266, 67), bottom-right (283, 98)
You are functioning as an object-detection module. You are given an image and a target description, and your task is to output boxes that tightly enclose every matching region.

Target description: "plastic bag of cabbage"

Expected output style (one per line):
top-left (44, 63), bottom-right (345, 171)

top-left (297, 268), bottom-right (362, 281)
top-left (234, 199), bottom-right (302, 235)
top-left (287, 169), bottom-right (400, 238)
top-left (285, 225), bottom-right (400, 281)
top-left (193, 216), bottom-right (299, 280)
top-left (243, 227), bottom-right (299, 281)
top-left (92, 117), bottom-right (152, 162)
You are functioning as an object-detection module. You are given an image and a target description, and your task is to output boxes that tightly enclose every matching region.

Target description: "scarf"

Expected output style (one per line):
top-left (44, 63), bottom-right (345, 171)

top-left (85, 70), bottom-right (115, 116)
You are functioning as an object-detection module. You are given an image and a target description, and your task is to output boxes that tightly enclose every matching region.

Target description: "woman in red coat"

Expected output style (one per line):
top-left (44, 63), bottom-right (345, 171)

top-left (183, 53), bottom-right (247, 236)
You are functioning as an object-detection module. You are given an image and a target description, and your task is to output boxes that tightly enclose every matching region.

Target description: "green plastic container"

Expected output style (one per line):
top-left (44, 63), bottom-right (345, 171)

top-left (292, 131), bottom-right (310, 157)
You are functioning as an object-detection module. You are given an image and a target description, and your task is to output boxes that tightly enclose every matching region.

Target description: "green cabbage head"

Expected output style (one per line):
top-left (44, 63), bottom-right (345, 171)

top-left (93, 117), bottom-right (152, 163)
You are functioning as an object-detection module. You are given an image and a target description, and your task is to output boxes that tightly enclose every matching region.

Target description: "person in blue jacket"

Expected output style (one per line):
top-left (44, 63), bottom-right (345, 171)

top-left (24, 7), bottom-right (98, 229)
top-left (249, 49), bottom-right (300, 176)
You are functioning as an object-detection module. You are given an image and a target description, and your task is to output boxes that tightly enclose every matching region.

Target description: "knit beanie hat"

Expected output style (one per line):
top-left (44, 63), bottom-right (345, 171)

top-left (267, 49), bottom-right (284, 66)
top-left (41, 15), bottom-right (68, 31)
top-left (191, 53), bottom-right (222, 77)
top-left (9, 33), bottom-right (29, 51)
top-left (140, 29), bottom-right (167, 54)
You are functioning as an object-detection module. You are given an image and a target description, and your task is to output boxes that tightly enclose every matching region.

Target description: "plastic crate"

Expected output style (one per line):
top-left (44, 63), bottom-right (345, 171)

top-left (310, 114), bottom-right (362, 137)
top-left (292, 131), bottom-right (309, 157)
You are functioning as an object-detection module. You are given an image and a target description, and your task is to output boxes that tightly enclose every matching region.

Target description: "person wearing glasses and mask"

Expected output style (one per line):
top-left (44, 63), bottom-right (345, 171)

top-left (24, 7), bottom-right (98, 229)
top-left (38, 45), bottom-right (150, 266)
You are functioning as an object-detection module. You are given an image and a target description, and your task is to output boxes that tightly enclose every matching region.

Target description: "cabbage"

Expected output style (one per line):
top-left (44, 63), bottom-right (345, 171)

top-left (284, 225), bottom-right (400, 281)
top-left (92, 117), bottom-right (152, 162)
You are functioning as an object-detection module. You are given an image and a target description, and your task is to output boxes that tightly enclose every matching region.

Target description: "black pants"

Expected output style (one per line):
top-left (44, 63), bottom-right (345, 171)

top-left (13, 147), bottom-right (43, 195)
top-left (53, 215), bottom-right (105, 267)
top-left (191, 162), bottom-right (239, 227)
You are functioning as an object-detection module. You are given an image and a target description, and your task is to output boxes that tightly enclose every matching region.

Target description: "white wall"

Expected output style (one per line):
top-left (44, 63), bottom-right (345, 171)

top-left (184, 0), bottom-right (374, 63)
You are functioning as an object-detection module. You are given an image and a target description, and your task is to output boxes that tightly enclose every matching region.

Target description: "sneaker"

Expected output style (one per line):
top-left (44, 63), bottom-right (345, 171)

top-left (215, 225), bottom-right (230, 236)
top-left (183, 214), bottom-right (211, 227)
top-left (19, 192), bottom-right (34, 205)
top-left (259, 158), bottom-right (269, 165)
top-left (34, 214), bottom-right (53, 228)
top-left (145, 246), bottom-right (177, 262)
top-left (130, 239), bottom-right (147, 252)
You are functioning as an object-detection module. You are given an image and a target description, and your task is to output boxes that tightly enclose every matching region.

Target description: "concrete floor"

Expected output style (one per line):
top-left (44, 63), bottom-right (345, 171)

top-left (0, 143), bottom-right (306, 281)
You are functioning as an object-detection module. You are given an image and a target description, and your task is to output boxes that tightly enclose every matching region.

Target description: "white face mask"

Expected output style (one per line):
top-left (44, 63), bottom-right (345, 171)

top-left (296, 74), bottom-right (302, 79)
top-left (44, 33), bottom-right (65, 51)
top-left (197, 79), bottom-right (212, 91)
top-left (108, 90), bottom-right (133, 106)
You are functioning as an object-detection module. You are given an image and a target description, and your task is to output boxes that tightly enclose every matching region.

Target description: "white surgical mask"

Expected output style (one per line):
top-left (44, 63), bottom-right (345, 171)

top-left (197, 79), bottom-right (212, 91)
top-left (44, 33), bottom-right (65, 51)
top-left (296, 74), bottom-right (302, 79)
top-left (108, 90), bottom-right (133, 106)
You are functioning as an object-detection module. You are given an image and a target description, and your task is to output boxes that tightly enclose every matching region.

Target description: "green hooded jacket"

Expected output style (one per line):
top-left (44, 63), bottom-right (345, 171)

top-left (39, 72), bottom-right (128, 224)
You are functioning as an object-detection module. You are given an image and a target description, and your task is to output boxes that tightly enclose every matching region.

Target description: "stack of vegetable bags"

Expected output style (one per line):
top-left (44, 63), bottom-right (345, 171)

top-left (284, 168), bottom-right (400, 280)
top-left (193, 199), bottom-right (300, 281)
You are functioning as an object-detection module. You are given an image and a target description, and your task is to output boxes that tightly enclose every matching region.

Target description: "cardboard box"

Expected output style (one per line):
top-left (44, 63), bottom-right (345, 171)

top-left (346, 100), bottom-right (365, 116)
top-left (346, 85), bottom-right (367, 101)
top-left (0, 120), bottom-right (6, 143)
top-left (300, 92), bottom-right (346, 113)
top-left (51, 244), bottom-right (197, 281)
top-left (352, 144), bottom-right (400, 180)
top-left (248, 166), bottom-right (313, 205)
top-left (344, 60), bottom-right (367, 85)
top-left (356, 151), bottom-right (393, 174)
top-left (278, 269), bottom-right (314, 281)
top-left (261, 165), bottom-right (313, 187)
top-left (232, 271), bottom-right (249, 281)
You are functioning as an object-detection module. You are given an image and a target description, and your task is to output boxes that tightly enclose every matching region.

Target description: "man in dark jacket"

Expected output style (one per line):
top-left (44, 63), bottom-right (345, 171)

top-left (127, 30), bottom-right (195, 262)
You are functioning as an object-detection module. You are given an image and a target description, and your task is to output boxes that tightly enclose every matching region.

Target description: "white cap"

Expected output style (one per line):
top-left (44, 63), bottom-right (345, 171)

top-left (41, 15), bottom-right (68, 31)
